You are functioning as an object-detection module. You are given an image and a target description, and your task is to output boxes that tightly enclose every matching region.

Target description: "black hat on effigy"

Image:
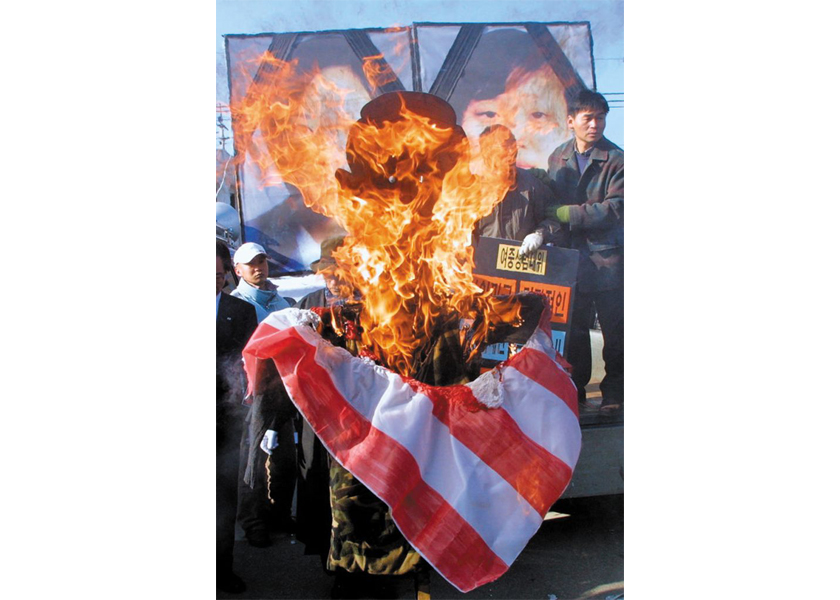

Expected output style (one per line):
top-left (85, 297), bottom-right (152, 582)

top-left (359, 91), bottom-right (459, 130)
top-left (339, 92), bottom-right (467, 215)
top-left (344, 92), bottom-right (466, 173)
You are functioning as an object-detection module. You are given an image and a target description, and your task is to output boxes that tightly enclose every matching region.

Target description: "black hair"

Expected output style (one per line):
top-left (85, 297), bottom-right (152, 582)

top-left (449, 28), bottom-right (547, 121)
top-left (568, 89), bottom-right (609, 117)
top-left (216, 239), bottom-right (233, 273)
top-left (291, 33), bottom-right (374, 97)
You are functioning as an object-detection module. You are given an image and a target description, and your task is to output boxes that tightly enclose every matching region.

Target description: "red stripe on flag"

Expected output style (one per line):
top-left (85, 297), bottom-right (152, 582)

top-left (242, 321), bottom-right (300, 397)
top-left (266, 328), bottom-right (510, 592)
top-left (344, 428), bottom-right (510, 592)
top-left (509, 348), bottom-right (580, 417)
top-left (406, 380), bottom-right (573, 516)
top-left (537, 298), bottom-right (554, 337)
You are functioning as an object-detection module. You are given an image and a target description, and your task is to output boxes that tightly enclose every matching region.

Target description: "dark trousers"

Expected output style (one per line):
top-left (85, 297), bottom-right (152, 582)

top-left (237, 410), bottom-right (296, 534)
top-left (567, 286), bottom-right (624, 405)
top-left (217, 404), bottom-right (245, 573)
top-left (295, 417), bottom-right (332, 563)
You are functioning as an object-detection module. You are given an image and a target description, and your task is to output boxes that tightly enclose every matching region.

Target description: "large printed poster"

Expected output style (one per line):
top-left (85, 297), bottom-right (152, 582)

top-left (420, 23), bottom-right (595, 171)
top-left (226, 23), bottom-right (595, 275)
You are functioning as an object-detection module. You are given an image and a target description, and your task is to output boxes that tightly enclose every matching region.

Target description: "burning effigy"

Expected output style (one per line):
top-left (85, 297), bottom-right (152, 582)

top-left (234, 56), bottom-right (581, 593)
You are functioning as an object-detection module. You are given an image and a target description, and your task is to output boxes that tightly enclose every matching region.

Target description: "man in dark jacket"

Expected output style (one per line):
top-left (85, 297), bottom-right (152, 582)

top-left (297, 236), bottom-right (353, 566)
top-left (544, 90), bottom-right (623, 414)
top-left (217, 240), bottom-right (258, 594)
top-left (259, 236), bottom-right (353, 566)
top-left (474, 125), bottom-right (560, 254)
top-left (230, 241), bottom-right (296, 547)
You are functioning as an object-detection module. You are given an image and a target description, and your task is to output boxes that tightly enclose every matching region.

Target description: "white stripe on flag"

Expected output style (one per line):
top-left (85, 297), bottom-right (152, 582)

top-left (500, 366), bottom-right (582, 468)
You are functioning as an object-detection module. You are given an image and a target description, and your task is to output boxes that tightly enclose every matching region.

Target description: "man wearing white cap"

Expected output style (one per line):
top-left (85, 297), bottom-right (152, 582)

top-left (231, 242), bottom-right (292, 322)
top-left (230, 242), bottom-right (295, 548)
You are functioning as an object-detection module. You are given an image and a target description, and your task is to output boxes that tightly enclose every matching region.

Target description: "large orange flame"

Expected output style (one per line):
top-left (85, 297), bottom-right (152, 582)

top-left (233, 55), bottom-right (522, 376)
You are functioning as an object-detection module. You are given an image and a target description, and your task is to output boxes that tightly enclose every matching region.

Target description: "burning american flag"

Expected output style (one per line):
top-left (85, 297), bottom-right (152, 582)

top-left (242, 301), bottom-right (580, 592)
top-left (233, 58), bottom-right (582, 591)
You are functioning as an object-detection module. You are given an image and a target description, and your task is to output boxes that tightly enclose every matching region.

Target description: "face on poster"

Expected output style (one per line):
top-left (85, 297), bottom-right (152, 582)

top-left (228, 33), bottom-right (383, 273)
top-left (458, 62), bottom-right (570, 170)
top-left (447, 26), bottom-right (591, 171)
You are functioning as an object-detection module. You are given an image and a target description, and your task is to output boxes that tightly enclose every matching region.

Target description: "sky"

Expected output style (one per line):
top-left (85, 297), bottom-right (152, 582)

top-left (216, 0), bottom-right (624, 146)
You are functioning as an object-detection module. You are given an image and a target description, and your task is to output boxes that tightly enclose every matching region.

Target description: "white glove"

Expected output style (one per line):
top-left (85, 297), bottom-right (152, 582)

top-left (260, 429), bottom-right (279, 455)
top-left (519, 231), bottom-right (544, 257)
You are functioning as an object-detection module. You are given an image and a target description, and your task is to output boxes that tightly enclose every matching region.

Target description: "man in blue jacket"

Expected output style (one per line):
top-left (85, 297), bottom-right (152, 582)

top-left (231, 242), bottom-right (292, 321)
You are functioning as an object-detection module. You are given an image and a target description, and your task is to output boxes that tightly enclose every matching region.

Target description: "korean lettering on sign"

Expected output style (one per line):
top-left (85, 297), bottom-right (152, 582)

top-left (496, 244), bottom-right (547, 276)
top-left (473, 274), bottom-right (517, 296)
top-left (519, 281), bottom-right (572, 324)
top-left (473, 236), bottom-right (579, 366)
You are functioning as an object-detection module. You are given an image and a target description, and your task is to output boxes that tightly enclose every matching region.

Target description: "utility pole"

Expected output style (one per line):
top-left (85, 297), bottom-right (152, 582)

top-left (217, 103), bottom-right (230, 151)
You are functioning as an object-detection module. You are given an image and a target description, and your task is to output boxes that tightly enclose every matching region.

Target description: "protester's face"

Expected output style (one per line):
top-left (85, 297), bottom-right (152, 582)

top-left (324, 272), bottom-right (342, 296)
top-left (478, 129), bottom-right (518, 176)
top-left (216, 256), bottom-right (226, 295)
top-left (461, 66), bottom-right (570, 170)
top-left (235, 255), bottom-right (269, 288)
top-left (567, 108), bottom-right (607, 147)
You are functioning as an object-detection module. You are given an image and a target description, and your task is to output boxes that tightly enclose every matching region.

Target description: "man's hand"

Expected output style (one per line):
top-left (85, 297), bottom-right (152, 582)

top-left (519, 231), bottom-right (544, 257)
top-left (528, 167), bottom-right (552, 188)
top-left (260, 430), bottom-right (279, 455)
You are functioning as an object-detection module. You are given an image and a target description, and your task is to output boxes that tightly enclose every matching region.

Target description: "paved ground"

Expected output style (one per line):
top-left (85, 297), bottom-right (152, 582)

top-left (219, 494), bottom-right (623, 600)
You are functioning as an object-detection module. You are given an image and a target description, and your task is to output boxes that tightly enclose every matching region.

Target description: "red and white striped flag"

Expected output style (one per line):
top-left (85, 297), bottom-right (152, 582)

top-left (242, 301), bottom-right (581, 592)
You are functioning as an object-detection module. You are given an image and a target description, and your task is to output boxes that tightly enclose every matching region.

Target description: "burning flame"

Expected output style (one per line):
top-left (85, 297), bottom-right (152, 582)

top-left (233, 55), bottom-right (523, 376)
top-left (362, 54), bottom-right (399, 96)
